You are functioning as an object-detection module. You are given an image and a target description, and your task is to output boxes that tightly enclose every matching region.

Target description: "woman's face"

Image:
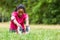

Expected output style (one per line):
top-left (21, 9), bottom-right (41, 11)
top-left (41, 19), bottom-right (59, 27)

top-left (17, 8), bottom-right (24, 16)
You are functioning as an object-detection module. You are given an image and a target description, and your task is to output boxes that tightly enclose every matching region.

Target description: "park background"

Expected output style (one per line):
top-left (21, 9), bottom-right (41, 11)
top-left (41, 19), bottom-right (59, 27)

top-left (0, 0), bottom-right (60, 40)
top-left (0, 0), bottom-right (60, 24)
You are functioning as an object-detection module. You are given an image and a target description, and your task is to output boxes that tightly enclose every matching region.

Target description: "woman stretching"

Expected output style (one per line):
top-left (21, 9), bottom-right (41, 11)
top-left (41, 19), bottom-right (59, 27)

top-left (10, 4), bottom-right (30, 34)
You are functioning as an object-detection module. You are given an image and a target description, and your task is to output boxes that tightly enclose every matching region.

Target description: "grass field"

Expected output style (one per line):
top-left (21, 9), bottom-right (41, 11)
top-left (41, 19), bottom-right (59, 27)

top-left (0, 22), bottom-right (60, 40)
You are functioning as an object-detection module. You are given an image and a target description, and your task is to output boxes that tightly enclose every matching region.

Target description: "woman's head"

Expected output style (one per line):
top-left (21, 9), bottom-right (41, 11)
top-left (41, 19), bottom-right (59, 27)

top-left (15, 4), bottom-right (26, 16)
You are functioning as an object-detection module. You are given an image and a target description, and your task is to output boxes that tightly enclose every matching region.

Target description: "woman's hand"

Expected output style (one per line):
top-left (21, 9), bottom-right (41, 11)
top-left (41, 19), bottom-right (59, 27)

top-left (16, 23), bottom-right (21, 27)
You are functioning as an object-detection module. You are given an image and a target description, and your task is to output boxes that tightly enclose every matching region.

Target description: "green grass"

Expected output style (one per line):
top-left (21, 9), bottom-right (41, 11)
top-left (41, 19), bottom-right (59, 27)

top-left (0, 28), bottom-right (60, 40)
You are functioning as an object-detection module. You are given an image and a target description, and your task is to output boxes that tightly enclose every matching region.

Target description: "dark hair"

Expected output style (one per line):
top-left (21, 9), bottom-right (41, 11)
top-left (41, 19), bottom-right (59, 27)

top-left (15, 4), bottom-right (26, 13)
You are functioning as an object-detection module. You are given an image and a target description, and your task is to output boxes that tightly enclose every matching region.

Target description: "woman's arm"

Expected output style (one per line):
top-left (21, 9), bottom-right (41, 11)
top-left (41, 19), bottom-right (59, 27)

top-left (25, 15), bottom-right (29, 26)
top-left (11, 16), bottom-right (21, 33)
top-left (11, 16), bottom-right (21, 27)
top-left (13, 19), bottom-right (21, 27)
top-left (25, 15), bottom-right (30, 32)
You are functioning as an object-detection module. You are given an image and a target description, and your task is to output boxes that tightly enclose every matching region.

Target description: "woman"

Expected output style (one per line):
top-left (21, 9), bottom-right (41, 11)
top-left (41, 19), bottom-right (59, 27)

top-left (10, 4), bottom-right (30, 34)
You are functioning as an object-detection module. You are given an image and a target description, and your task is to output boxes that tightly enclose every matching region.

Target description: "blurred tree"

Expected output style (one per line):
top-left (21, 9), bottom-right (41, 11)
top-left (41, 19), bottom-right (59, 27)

top-left (0, 0), bottom-right (60, 24)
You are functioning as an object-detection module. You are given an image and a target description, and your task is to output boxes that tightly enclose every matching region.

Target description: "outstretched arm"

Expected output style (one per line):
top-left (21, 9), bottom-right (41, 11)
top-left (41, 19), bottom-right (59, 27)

top-left (25, 15), bottom-right (30, 32)
top-left (11, 16), bottom-right (21, 33)
top-left (11, 16), bottom-right (21, 27)
top-left (25, 15), bottom-right (29, 26)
